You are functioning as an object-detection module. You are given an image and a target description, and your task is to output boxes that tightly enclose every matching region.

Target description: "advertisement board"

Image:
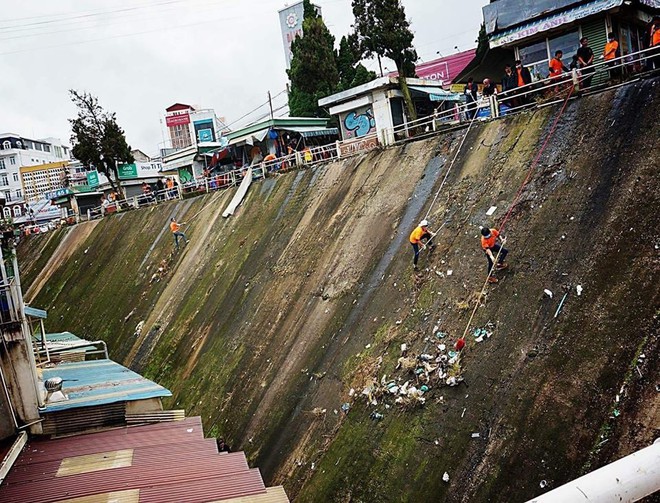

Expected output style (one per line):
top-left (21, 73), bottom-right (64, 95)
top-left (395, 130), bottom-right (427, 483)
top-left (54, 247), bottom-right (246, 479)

top-left (278, 2), bottom-right (321, 69)
top-left (86, 170), bottom-right (99, 187)
top-left (117, 162), bottom-right (163, 180)
top-left (165, 112), bottom-right (191, 127)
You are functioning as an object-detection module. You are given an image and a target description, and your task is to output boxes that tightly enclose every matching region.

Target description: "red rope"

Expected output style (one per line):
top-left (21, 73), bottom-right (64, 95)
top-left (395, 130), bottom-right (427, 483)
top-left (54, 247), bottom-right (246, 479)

top-left (498, 84), bottom-right (575, 233)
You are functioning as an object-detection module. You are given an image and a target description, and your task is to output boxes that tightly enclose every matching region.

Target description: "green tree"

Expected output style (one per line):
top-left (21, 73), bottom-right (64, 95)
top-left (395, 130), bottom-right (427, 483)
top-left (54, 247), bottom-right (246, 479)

top-left (336, 34), bottom-right (377, 91)
top-left (475, 22), bottom-right (489, 59)
top-left (69, 90), bottom-right (134, 198)
top-left (287, 0), bottom-right (340, 117)
top-left (351, 0), bottom-right (418, 120)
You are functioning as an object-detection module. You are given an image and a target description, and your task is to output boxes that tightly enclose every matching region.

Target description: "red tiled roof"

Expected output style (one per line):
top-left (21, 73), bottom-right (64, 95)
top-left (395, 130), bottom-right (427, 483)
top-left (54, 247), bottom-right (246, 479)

top-left (0, 417), bottom-right (283, 503)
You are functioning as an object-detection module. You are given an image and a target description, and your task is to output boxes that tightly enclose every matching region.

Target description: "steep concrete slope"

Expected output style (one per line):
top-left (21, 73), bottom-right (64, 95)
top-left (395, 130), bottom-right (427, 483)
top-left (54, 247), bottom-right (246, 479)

top-left (20, 79), bottom-right (660, 502)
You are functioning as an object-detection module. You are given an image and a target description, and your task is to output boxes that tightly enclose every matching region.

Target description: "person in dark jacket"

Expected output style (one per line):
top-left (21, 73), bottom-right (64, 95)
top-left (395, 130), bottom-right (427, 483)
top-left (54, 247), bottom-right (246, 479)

top-left (501, 64), bottom-right (518, 107)
top-left (576, 37), bottom-right (595, 88)
top-left (514, 60), bottom-right (533, 104)
top-left (464, 77), bottom-right (478, 120)
top-left (482, 78), bottom-right (497, 97)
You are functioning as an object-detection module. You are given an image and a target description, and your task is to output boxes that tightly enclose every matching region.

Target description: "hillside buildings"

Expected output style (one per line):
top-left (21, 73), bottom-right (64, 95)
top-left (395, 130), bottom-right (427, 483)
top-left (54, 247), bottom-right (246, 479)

top-left (164, 103), bottom-right (228, 151)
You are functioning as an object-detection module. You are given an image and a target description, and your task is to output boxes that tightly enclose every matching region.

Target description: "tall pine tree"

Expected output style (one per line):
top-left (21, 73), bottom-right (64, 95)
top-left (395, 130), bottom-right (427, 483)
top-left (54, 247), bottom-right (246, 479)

top-left (337, 34), bottom-right (377, 91)
top-left (287, 0), bottom-right (339, 117)
top-left (351, 0), bottom-right (418, 120)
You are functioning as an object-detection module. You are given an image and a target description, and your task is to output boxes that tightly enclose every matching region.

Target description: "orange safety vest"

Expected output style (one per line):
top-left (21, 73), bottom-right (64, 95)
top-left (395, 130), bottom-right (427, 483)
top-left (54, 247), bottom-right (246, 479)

top-left (604, 40), bottom-right (618, 60)
top-left (409, 226), bottom-right (427, 244)
top-left (481, 229), bottom-right (499, 250)
top-left (652, 27), bottom-right (660, 47)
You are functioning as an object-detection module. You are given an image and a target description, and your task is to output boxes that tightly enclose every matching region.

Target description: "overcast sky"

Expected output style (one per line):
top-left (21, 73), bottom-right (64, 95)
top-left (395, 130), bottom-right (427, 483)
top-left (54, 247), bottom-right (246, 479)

top-left (0, 0), bottom-right (486, 157)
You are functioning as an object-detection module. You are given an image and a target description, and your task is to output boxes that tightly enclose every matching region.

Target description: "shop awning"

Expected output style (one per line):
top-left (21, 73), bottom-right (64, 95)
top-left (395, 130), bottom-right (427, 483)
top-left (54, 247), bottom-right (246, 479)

top-left (489, 0), bottom-right (625, 48)
top-left (227, 128), bottom-right (270, 147)
top-left (410, 86), bottom-right (463, 102)
top-left (280, 126), bottom-right (339, 137)
top-left (163, 152), bottom-right (196, 171)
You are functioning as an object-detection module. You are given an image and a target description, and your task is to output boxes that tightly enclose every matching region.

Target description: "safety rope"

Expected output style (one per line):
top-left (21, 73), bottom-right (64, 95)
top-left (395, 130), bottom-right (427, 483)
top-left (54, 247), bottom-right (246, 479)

top-left (458, 83), bottom-right (576, 346)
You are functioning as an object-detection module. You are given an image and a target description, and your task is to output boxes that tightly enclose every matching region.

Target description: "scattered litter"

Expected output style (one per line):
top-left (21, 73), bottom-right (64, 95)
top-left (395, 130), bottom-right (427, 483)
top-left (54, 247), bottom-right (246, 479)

top-left (544, 289), bottom-right (553, 298)
top-left (400, 343), bottom-right (407, 354)
top-left (471, 433), bottom-right (480, 438)
top-left (461, 407), bottom-right (466, 418)
top-left (435, 270), bottom-right (444, 277)
top-left (442, 472), bottom-right (450, 483)
top-left (486, 206), bottom-right (497, 216)
top-left (311, 407), bottom-right (327, 417)
top-left (576, 284), bottom-right (583, 296)
top-left (540, 480), bottom-right (548, 489)
top-left (447, 269), bottom-right (453, 276)
top-left (341, 403), bottom-right (351, 414)
top-left (554, 293), bottom-right (568, 318)
top-left (348, 388), bottom-right (355, 397)
top-left (365, 344), bottom-right (371, 349)
top-left (311, 462), bottom-right (315, 470)
top-left (612, 409), bottom-right (621, 417)
top-left (438, 344), bottom-right (446, 351)
top-left (370, 411), bottom-right (384, 421)
top-left (455, 338), bottom-right (465, 351)
top-left (396, 320), bottom-right (402, 325)
top-left (134, 321), bottom-right (145, 337)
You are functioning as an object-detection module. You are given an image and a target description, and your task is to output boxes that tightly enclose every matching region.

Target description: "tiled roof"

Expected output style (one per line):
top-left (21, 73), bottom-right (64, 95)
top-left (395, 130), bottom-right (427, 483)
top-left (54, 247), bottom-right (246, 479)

top-left (0, 417), bottom-right (289, 503)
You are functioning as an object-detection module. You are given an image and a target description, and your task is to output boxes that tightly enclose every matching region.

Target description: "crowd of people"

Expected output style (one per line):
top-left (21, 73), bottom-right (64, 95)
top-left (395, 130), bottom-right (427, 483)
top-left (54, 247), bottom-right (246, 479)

top-left (465, 21), bottom-right (660, 117)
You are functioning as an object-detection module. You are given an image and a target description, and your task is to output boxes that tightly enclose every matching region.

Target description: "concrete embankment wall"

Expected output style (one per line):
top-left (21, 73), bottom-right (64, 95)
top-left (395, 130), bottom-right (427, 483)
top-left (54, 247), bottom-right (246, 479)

top-left (20, 78), bottom-right (660, 502)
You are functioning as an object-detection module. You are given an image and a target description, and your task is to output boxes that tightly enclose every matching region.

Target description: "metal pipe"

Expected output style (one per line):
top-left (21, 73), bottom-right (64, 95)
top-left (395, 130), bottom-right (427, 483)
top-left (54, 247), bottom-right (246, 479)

top-left (527, 441), bottom-right (660, 502)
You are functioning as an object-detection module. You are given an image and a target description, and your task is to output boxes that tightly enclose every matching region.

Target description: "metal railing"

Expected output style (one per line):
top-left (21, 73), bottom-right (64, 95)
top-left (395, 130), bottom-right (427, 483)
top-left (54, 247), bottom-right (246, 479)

top-left (74, 45), bottom-right (659, 225)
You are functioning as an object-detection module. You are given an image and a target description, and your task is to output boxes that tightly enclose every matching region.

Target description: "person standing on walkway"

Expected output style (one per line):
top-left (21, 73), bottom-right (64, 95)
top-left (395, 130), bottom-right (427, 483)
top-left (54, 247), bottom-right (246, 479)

top-left (170, 218), bottom-right (189, 249)
top-left (410, 219), bottom-right (436, 271)
top-left (514, 60), bottom-right (532, 104)
top-left (649, 17), bottom-right (660, 70)
top-left (464, 77), bottom-right (478, 119)
top-left (480, 227), bottom-right (508, 283)
top-left (577, 37), bottom-right (595, 88)
top-left (603, 32), bottom-right (621, 83)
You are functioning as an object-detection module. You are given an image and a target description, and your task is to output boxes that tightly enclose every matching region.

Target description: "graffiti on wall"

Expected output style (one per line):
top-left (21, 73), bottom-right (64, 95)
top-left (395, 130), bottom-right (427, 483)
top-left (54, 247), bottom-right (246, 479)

top-left (341, 107), bottom-right (376, 139)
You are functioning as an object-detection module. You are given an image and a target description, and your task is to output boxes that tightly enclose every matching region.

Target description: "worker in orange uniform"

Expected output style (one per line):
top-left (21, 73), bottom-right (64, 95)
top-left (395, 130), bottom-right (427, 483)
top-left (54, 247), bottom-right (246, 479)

top-left (170, 217), bottom-right (189, 249)
top-left (650, 17), bottom-right (660, 70)
top-left (603, 32), bottom-right (620, 83)
top-left (410, 219), bottom-right (436, 271)
top-left (480, 227), bottom-right (508, 283)
top-left (549, 50), bottom-right (569, 78)
top-left (263, 153), bottom-right (277, 172)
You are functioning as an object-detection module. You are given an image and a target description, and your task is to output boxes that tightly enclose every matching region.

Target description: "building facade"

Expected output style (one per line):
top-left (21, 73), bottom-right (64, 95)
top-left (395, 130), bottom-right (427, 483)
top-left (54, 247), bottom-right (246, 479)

top-left (0, 134), bottom-right (70, 218)
top-left (20, 161), bottom-right (69, 204)
top-left (164, 103), bottom-right (228, 151)
top-left (483, 0), bottom-right (660, 81)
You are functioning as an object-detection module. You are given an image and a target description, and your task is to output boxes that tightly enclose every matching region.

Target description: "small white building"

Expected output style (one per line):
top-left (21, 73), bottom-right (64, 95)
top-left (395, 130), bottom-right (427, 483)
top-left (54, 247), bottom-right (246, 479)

top-left (318, 77), bottom-right (462, 150)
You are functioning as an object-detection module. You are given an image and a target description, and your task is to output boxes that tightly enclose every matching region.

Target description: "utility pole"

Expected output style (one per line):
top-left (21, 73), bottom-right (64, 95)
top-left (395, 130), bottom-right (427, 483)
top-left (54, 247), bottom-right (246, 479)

top-left (378, 55), bottom-right (383, 77)
top-left (268, 91), bottom-right (274, 120)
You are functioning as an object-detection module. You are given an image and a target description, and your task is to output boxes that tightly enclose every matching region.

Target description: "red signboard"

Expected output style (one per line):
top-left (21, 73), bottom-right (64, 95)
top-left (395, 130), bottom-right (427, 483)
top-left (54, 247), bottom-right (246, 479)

top-left (165, 112), bottom-right (190, 127)
top-left (389, 49), bottom-right (476, 85)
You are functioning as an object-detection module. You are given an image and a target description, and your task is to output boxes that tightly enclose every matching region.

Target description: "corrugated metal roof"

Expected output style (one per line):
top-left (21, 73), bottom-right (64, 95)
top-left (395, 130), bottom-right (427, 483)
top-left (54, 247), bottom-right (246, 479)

top-left (212, 486), bottom-right (290, 503)
top-left (40, 359), bottom-right (171, 412)
top-left (0, 417), bottom-right (284, 503)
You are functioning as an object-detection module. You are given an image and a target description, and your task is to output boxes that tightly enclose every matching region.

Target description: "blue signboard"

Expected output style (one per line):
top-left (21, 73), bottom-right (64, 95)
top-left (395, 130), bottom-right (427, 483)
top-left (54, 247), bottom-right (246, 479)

top-left (45, 188), bottom-right (73, 200)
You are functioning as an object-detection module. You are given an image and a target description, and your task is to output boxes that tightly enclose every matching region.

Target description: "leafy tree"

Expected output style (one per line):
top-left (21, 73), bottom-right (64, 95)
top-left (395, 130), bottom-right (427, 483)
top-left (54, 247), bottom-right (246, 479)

top-left (287, 0), bottom-right (340, 117)
top-left (69, 90), bottom-right (134, 198)
top-left (336, 34), bottom-right (376, 91)
top-left (351, 0), bottom-right (418, 120)
top-left (475, 22), bottom-right (489, 59)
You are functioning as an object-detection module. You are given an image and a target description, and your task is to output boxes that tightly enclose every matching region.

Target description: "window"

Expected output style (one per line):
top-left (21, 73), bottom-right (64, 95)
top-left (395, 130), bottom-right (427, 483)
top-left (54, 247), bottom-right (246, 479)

top-left (549, 30), bottom-right (580, 67)
top-left (12, 173), bottom-right (18, 182)
top-left (0, 159), bottom-right (4, 170)
top-left (2, 208), bottom-right (10, 219)
top-left (519, 39), bottom-right (550, 80)
top-left (34, 143), bottom-right (43, 151)
top-left (9, 157), bottom-right (15, 165)
top-left (12, 205), bottom-right (21, 217)
top-left (2, 141), bottom-right (10, 150)
top-left (43, 144), bottom-right (51, 153)
top-left (15, 189), bottom-right (21, 199)
top-left (0, 174), bottom-right (8, 186)
top-left (4, 191), bottom-right (11, 202)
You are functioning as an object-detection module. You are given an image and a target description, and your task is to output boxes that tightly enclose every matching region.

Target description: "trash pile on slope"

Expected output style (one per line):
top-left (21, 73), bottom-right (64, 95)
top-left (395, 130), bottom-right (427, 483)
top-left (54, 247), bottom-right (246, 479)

top-left (347, 322), bottom-right (495, 412)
